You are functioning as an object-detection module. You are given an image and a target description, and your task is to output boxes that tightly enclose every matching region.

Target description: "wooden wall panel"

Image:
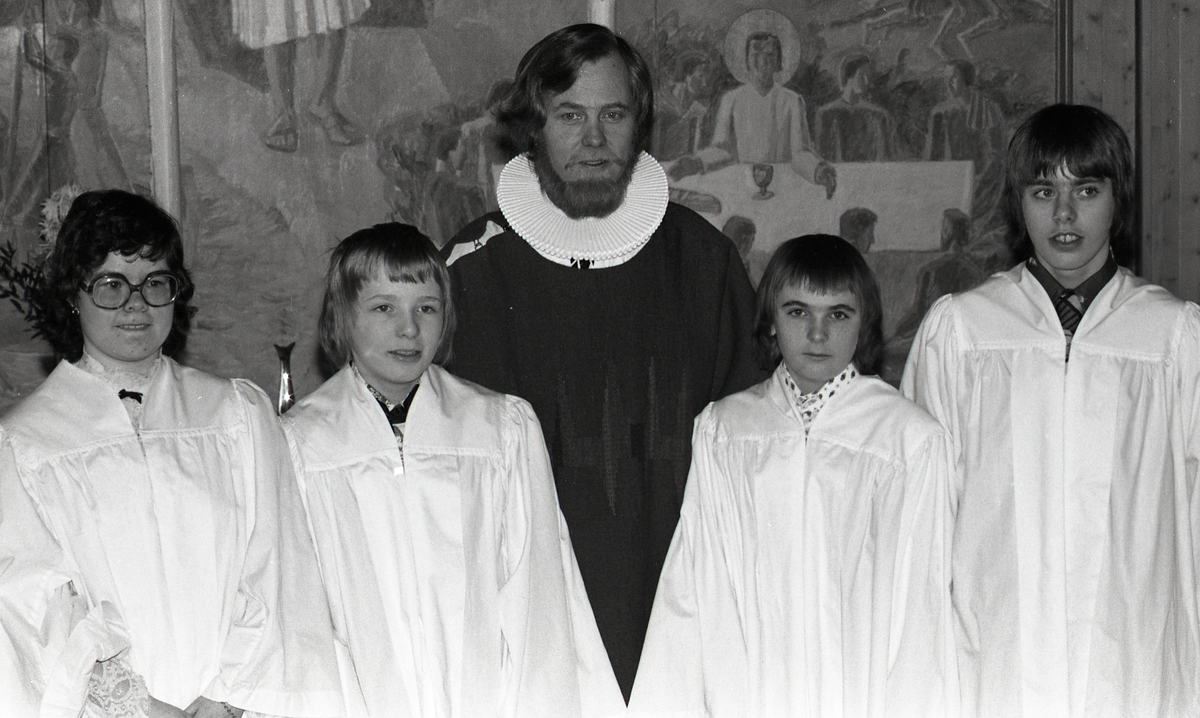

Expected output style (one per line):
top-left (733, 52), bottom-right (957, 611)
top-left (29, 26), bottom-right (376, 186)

top-left (1139, 0), bottom-right (1200, 301)
top-left (1073, 0), bottom-right (1140, 271)
top-left (1101, 0), bottom-right (1136, 134)
top-left (1074, 0), bottom-right (1200, 301)
top-left (1074, 0), bottom-right (1103, 105)
top-left (1177, 1), bottom-right (1200, 301)
top-left (1143, 1), bottom-right (1180, 292)
top-left (1073, 0), bottom-right (1136, 138)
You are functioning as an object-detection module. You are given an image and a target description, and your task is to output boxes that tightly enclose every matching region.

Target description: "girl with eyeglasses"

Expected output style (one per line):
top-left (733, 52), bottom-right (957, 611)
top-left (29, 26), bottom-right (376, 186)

top-left (0, 190), bottom-right (340, 718)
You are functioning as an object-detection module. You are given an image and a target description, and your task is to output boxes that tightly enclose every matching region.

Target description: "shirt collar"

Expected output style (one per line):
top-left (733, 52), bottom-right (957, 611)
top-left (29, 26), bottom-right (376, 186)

top-left (1026, 251), bottom-right (1118, 313)
top-left (777, 361), bottom-right (858, 431)
top-left (351, 362), bottom-right (419, 429)
top-left (495, 151), bottom-right (669, 268)
top-left (76, 350), bottom-right (162, 428)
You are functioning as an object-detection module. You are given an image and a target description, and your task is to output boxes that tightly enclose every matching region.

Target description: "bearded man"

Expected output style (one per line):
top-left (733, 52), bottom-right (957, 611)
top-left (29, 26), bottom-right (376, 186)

top-left (442, 23), bottom-right (766, 699)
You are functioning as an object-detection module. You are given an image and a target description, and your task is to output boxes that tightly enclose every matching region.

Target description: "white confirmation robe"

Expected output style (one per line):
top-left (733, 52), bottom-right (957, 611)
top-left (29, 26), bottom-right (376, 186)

top-left (282, 364), bottom-right (624, 718)
top-left (628, 370), bottom-right (957, 718)
top-left (902, 265), bottom-right (1200, 717)
top-left (0, 358), bottom-right (341, 717)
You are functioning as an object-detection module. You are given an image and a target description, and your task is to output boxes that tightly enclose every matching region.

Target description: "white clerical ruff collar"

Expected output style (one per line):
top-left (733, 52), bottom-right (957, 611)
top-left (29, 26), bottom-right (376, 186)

top-left (496, 151), bottom-right (669, 268)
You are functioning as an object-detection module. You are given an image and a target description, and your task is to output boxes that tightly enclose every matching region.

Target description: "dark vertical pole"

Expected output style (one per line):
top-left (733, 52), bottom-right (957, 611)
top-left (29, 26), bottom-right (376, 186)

top-left (1133, 0), bottom-right (1144, 276)
top-left (1057, 0), bottom-right (1073, 103)
top-left (652, 0), bottom-right (659, 80)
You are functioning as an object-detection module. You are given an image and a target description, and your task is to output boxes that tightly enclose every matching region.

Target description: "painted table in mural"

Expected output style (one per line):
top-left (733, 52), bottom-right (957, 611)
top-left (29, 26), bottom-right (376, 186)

top-left (668, 160), bottom-right (975, 282)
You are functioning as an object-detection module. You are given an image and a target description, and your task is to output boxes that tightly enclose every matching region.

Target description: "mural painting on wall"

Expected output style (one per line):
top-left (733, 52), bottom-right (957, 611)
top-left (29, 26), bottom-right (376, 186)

top-left (1, 0), bottom-right (138, 234)
top-left (0, 0), bottom-right (573, 411)
top-left (0, 0), bottom-right (152, 411)
top-left (620, 0), bottom-right (1055, 382)
top-left (0, 0), bottom-right (1053, 413)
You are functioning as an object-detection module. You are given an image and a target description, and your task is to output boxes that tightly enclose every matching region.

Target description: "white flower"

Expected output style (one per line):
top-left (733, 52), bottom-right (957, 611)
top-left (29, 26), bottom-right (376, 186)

top-left (37, 184), bottom-right (84, 261)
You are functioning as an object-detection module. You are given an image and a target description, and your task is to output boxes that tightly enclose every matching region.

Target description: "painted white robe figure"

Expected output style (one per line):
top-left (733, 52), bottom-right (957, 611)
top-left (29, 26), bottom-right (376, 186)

top-left (0, 358), bottom-right (342, 717)
top-left (702, 83), bottom-right (823, 182)
top-left (282, 363), bottom-right (625, 718)
top-left (628, 368), bottom-right (957, 718)
top-left (232, 0), bottom-right (369, 49)
top-left (902, 265), bottom-right (1200, 717)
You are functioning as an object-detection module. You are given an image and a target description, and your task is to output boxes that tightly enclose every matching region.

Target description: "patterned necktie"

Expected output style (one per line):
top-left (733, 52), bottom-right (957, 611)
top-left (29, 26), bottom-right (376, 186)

top-left (1054, 289), bottom-right (1083, 333)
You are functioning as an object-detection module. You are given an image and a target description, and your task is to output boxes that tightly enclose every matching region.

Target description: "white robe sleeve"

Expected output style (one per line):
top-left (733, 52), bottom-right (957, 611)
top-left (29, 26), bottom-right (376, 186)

top-left (283, 427), bottom-right (370, 718)
top-left (1181, 306), bottom-right (1200, 650)
top-left (787, 93), bottom-right (823, 185)
top-left (1182, 304), bottom-right (1200, 482)
top-left (901, 295), bottom-right (958, 422)
top-left (0, 440), bottom-right (131, 718)
top-left (206, 381), bottom-right (342, 717)
top-left (1, 439), bottom-right (66, 718)
top-left (901, 296), bottom-right (963, 503)
top-left (880, 428), bottom-right (960, 718)
top-left (696, 92), bottom-right (737, 171)
top-left (493, 398), bottom-right (624, 718)
top-left (626, 486), bottom-right (706, 718)
top-left (628, 405), bottom-right (744, 718)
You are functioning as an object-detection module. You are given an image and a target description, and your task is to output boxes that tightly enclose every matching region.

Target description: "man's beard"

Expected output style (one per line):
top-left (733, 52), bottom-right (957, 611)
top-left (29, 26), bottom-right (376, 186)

top-left (533, 149), bottom-right (638, 220)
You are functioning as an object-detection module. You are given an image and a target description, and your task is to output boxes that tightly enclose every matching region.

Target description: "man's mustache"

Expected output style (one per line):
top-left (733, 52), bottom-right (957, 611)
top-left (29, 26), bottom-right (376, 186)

top-left (565, 153), bottom-right (627, 168)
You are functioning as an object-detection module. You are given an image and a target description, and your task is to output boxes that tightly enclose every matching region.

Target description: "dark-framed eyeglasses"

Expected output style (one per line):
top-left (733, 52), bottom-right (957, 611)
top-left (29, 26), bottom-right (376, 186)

top-left (79, 271), bottom-right (181, 309)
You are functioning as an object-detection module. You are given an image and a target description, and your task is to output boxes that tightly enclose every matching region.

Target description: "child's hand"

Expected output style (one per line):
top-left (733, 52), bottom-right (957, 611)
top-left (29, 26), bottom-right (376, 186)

top-left (149, 695), bottom-right (191, 718)
top-left (184, 696), bottom-right (244, 718)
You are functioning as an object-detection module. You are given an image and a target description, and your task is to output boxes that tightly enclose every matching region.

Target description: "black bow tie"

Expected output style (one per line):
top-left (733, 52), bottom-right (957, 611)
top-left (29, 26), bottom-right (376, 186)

top-left (118, 389), bottom-right (143, 403)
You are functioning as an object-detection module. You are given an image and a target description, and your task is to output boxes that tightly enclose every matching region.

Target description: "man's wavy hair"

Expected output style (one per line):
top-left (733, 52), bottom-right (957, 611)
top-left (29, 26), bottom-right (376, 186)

top-left (1003, 103), bottom-right (1134, 263)
top-left (495, 23), bottom-right (654, 159)
top-left (319, 223), bottom-right (455, 370)
top-left (43, 189), bottom-right (194, 362)
top-left (753, 234), bottom-right (883, 376)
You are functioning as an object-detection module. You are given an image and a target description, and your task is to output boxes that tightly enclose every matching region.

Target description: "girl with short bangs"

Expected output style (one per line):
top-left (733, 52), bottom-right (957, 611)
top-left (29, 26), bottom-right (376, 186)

top-left (630, 234), bottom-right (956, 718)
top-left (282, 223), bottom-right (623, 718)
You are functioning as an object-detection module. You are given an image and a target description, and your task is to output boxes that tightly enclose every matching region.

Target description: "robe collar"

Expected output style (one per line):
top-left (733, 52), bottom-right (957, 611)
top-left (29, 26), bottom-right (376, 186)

top-left (1026, 251), bottom-right (1119, 316)
top-left (76, 350), bottom-right (163, 428)
top-left (288, 364), bottom-right (505, 466)
top-left (1, 357), bottom-right (230, 455)
top-left (1006, 261), bottom-right (1138, 341)
top-left (350, 361), bottom-right (419, 436)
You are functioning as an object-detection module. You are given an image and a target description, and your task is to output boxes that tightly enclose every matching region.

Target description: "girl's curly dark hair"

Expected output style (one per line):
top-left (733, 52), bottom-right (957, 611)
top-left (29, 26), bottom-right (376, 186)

top-left (42, 189), bottom-right (194, 361)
